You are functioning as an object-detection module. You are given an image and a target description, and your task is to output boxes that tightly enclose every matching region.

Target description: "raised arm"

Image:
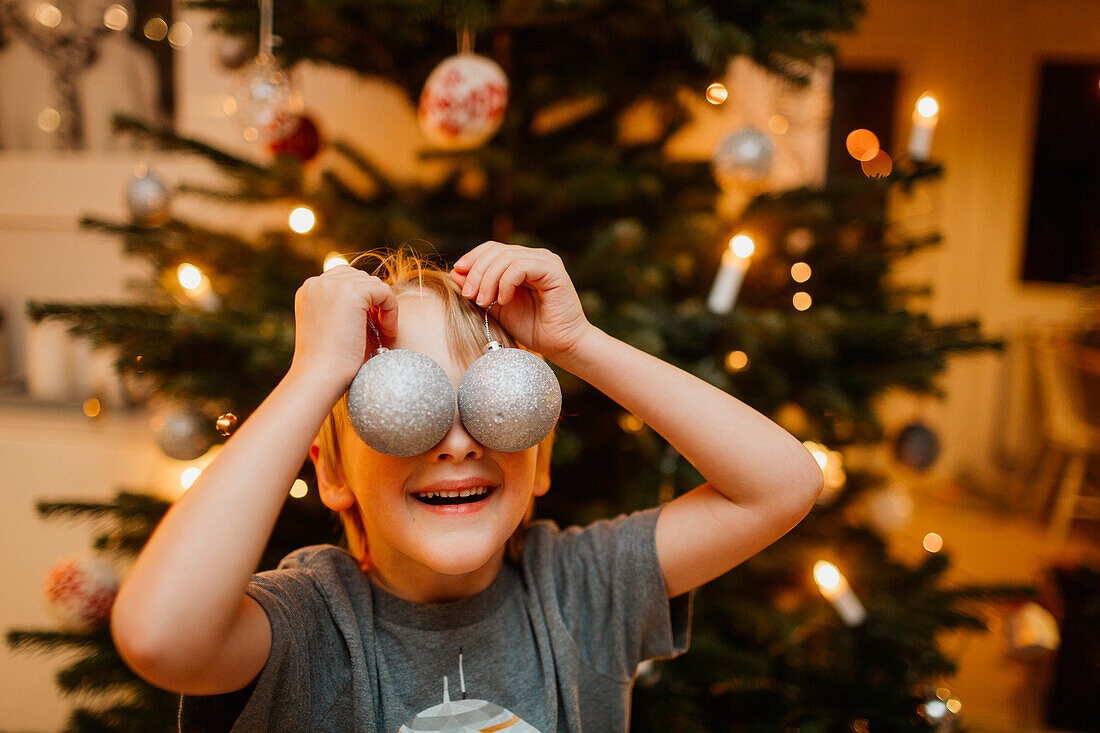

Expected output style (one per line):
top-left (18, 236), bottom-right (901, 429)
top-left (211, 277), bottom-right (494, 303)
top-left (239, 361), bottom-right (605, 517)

top-left (110, 266), bottom-right (396, 694)
top-left (452, 242), bottom-right (823, 600)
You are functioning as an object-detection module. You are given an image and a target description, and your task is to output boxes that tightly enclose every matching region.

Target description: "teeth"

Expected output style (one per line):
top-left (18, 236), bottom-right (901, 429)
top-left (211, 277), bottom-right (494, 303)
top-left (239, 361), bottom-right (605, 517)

top-left (417, 486), bottom-right (491, 499)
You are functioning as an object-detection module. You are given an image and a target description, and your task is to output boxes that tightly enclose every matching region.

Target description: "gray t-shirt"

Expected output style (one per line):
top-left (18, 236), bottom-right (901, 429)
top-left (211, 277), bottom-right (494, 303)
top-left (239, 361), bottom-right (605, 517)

top-left (180, 505), bottom-right (692, 732)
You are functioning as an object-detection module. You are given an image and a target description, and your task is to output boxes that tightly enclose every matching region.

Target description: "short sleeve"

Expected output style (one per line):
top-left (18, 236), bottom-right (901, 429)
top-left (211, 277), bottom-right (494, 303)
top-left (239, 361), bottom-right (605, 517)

top-left (179, 548), bottom-right (350, 732)
top-left (535, 505), bottom-right (692, 682)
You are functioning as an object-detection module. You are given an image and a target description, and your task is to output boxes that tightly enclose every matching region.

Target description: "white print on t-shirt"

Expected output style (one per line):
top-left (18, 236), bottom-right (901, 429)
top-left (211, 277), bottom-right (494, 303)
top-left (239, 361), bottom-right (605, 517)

top-left (397, 654), bottom-right (543, 733)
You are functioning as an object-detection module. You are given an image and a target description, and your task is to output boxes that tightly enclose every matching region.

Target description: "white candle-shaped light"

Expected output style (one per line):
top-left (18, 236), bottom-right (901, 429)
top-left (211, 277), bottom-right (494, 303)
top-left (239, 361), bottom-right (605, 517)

top-left (177, 263), bottom-right (221, 311)
top-left (907, 93), bottom-right (939, 161)
top-left (813, 560), bottom-right (867, 626)
top-left (706, 233), bottom-right (755, 314)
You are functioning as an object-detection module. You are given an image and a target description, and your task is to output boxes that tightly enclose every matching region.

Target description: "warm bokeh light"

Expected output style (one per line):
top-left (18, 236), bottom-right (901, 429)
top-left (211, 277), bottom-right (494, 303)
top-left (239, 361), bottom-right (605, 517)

top-left (181, 466), bottom-right (202, 491)
top-left (724, 350), bottom-right (748, 372)
top-left (791, 262), bottom-right (811, 283)
top-left (323, 252), bottom-right (350, 271)
top-left (167, 21), bottom-right (192, 49)
top-left (222, 95), bottom-right (238, 116)
top-left (946, 699), bottom-right (962, 714)
top-left (617, 412), bottom-right (645, 433)
top-left (729, 233), bottom-right (755, 258)
top-left (242, 127), bottom-right (259, 142)
top-left (177, 263), bottom-right (203, 290)
top-left (936, 687), bottom-right (951, 701)
top-left (813, 561), bottom-right (842, 593)
top-left (103, 4), bottom-right (128, 30)
top-left (924, 700), bottom-right (948, 719)
top-left (37, 108), bottom-right (61, 132)
top-left (289, 479), bottom-right (308, 498)
top-left (83, 398), bottom-right (101, 417)
top-left (845, 129), bottom-right (880, 162)
top-left (35, 3), bottom-right (61, 27)
top-left (923, 532), bottom-right (943, 552)
top-left (768, 114), bottom-right (789, 135)
top-left (705, 83), bottom-right (728, 104)
top-left (289, 206), bottom-right (316, 234)
top-left (143, 16), bottom-right (168, 41)
top-left (861, 150), bottom-right (893, 178)
top-left (916, 94), bottom-right (940, 118)
top-left (792, 291), bottom-right (812, 311)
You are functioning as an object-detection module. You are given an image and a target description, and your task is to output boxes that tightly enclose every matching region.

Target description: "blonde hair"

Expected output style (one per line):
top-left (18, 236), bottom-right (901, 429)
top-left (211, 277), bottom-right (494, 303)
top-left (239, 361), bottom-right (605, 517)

top-left (313, 246), bottom-right (555, 571)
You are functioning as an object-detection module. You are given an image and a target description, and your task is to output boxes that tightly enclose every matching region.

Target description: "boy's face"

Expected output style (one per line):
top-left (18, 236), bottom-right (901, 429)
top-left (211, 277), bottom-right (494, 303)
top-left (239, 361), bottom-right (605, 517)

top-left (331, 292), bottom-right (546, 597)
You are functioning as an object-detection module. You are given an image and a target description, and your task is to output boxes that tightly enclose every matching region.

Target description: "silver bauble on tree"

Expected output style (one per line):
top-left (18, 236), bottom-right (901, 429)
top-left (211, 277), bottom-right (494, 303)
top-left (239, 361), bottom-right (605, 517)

top-left (458, 345), bottom-right (561, 453)
top-left (712, 126), bottom-right (774, 184)
top-left (233, 54), bottom-right (303, 141)
top-left (347, 349), bottom-right (456, 457)
top-left (126, 169), bottom-right (171, 225)
top-left (152, 403), bottom-right (215, 460)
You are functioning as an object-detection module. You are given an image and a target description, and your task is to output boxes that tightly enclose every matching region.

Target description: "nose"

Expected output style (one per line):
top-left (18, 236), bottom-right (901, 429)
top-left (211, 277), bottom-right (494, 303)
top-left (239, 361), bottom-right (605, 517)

top-left (431, 407), bottom-right (484, 461)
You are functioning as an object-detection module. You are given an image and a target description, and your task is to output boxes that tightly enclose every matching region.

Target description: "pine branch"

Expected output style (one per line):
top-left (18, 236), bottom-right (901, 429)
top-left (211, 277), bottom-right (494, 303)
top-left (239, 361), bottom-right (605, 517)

top-left (57, 648), bottom-right (140, 695)
top-left (329, 140), bottom-right (398, 198)
top-left (36, 491), bottom-right (170, 524)
top-left (7, 629), bottom-right (108, 655)
top-left (112, 114), bottom-right (266, 175)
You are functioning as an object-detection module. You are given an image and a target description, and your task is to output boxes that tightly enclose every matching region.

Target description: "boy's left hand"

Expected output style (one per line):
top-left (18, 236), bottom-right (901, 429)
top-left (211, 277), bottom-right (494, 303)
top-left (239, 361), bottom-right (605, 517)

top-left (452, 241), bottom-right (593, 364)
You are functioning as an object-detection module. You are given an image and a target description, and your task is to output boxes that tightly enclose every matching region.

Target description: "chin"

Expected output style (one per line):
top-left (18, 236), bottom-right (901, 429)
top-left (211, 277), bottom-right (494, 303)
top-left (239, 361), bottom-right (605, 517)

top-left (418, 532), bottom-right (508, 576)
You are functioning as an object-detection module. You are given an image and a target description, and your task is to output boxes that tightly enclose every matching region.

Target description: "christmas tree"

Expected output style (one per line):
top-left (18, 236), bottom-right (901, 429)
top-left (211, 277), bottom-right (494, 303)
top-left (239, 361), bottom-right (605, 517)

top-left (8, 1), bottom-right (1034, 730)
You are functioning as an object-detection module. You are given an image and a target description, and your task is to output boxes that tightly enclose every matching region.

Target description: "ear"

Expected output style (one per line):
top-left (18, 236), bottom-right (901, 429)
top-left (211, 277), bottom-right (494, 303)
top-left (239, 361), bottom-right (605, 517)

top-left (310, 441), bottom-right (356, 512)
top-left (532, 430), bottom-right (554, 498)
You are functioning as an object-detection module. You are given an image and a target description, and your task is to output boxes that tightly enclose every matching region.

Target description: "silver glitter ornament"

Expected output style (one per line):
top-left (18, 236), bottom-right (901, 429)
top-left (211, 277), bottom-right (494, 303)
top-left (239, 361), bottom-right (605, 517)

top-left (712, 126), bottom-right (774, 183)
top-left (152, 403), bottom-right (215, 460)
top-left (347, 349), bottom-right (456, 457)
top-left (458, 344), bottom-right (561, 453)
top-left (126, 170), bottom-right (171, 225)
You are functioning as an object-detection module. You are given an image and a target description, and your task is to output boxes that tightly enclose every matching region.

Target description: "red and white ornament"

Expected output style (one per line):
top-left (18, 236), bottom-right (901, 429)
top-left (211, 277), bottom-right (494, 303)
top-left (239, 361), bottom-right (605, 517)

top-left (418, 53), bottom-right (508, 150)
top-left (42, 555), bottom-right (120, 631)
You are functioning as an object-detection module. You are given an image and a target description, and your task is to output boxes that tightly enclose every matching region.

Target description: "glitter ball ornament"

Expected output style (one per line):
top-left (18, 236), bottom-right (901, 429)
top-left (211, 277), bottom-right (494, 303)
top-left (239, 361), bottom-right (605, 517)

top-left (234, 54), bottom-right (303, 141)
top-left (152, 403), bottom-right (215, 460)
top-left (347, 349), bottom-right (456, 457)
top-left (713, 127), bottom-right (774, 184)
top-left (268, 114), bottom-right (321, 162)
top-left (42, 555), bottom-right (119, 631)
top-left (126, 170), bottom-right (171, 225)
top-left (458, 346), bottom-right (561, 452)
top-left (418, 53), bottom-right (508, 150)
top-left (216, 412), bottom-right (239, 437)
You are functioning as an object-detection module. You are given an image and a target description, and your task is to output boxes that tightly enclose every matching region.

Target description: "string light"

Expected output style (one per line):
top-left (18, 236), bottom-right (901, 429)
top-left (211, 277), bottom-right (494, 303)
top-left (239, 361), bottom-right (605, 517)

top-left (289, 479), bottom-right (308, 498)
top-left (802, 441), bottom-right (846, 500)
top-left (724, 350), bottom-right (748, 372)
top-left (323, 252), bottom-right (349, 271)
top-left (83, 398), bottom-right (101, 418)
top-left (222, 96), bottom-right (238, 116)
top-left (242, 127), bottom-right (259, 142)
top-left (705, 83), bottom-right (728, 104)
top-left (916, 94), bottom-right (939, 118)
top-left (768, 114), bottom-right (789, 135)
top-left (617, 412), bottom-right (645, 433)
top-left (289, 206), bottom-right (316, 234)
top-left (792, 291), bottom-right (812, 311)
top-left (143, 16), bottom-right (168, 41)
top-left (791, 262), bottom-right (811, 283)
top-left (167, 22), bottom-right (193, 49)
top-left (177, 263), bottom-right (203, 290)
top-left (861, 150), bottom-right (893, 178)
top-left (845, 129), bottom-right (880, 162)
top-left (908, 93), bottom-right (940, 160)
top-left (180, 466), bottom-right (202, 491)
top-left (706, 234), bottom-right (755, 314)
top-left (35, 4), bottom-right (62, 27)
top-left (923, 532), bottom-right (943, 553)
top-left (103, 4), bottom-right (128, 30)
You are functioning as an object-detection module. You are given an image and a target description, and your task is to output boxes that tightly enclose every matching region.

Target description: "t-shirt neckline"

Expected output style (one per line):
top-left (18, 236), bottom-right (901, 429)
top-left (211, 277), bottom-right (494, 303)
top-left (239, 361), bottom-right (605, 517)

top-left (369, 560), bottom-right (521, 630)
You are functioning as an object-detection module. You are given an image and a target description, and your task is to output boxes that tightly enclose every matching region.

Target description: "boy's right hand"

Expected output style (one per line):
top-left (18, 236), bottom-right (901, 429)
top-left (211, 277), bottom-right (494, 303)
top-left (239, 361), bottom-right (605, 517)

top-left (288, 265), bottom-right (399, 389)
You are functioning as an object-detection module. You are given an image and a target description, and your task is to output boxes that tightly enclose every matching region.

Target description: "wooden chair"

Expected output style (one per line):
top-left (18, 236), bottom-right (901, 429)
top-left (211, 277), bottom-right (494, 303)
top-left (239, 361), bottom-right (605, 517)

top-left (1029, 326), bottom-right (1100, 545)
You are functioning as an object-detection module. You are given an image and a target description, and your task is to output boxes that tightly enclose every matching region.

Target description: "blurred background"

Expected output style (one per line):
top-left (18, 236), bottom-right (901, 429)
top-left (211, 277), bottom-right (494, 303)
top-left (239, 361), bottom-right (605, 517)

top-left (1, 0), bottom-right (1098, 730)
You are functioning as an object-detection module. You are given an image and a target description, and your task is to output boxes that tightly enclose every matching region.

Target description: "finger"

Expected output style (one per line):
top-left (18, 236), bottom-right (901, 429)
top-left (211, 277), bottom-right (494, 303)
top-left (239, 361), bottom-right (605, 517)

top-left (360, 278), bottom-right (399, 338)
top-left (454, 240), bottom-right (505, 274)
top-left (497, 259), bottom-right (534, 305)
top-left (461, 243), bottom-right (507, 300)
top-left (475, 251), bottom-right (519, 307)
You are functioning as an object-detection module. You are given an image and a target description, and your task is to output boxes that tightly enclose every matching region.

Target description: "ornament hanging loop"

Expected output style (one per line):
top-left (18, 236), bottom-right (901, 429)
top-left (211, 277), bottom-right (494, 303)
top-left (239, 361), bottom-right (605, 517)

top-left (458, 27), bottom-right (474, 54)
top-left (367, 312), bottom-right (388, 354)
top-left (259, 0), bottom-right (274, 58)
top-left (481, 301), bottom-right (503, 351)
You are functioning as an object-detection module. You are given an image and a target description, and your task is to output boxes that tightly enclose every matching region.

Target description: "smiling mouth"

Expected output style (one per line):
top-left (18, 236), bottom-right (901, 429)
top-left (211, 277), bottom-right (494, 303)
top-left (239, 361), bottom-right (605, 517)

top-left (413, 486), bottom-right (496, 506)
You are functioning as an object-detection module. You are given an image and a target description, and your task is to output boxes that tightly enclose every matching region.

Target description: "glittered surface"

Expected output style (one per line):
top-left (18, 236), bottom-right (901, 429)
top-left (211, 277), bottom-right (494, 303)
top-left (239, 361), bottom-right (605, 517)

top-left (347, 350), bottom-right (456, 457)
top-left (458, 348), bottom-right (562, 452)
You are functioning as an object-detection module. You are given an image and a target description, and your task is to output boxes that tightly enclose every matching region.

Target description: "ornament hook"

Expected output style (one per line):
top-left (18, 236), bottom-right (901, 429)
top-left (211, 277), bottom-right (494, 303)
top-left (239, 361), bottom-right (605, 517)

top-left (481, 301), bottom-right (503, 351)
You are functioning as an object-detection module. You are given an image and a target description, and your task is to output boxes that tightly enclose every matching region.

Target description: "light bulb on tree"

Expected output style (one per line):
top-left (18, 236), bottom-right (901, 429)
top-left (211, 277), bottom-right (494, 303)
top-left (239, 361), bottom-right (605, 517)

top-left (289, 206), bottom-right (316, 234)
top-left (813, 560), bottom-right (867, 626)
top-left (707, 234), bottom-right (754, 314)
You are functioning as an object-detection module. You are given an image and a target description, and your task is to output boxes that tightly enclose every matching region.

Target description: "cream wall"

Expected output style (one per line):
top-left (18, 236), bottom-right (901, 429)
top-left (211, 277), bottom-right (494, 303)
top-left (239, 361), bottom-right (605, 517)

top-left (1, 0), bottom-right (1098, 729)
top-left (839, 0), bottom-right (1100, 492)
